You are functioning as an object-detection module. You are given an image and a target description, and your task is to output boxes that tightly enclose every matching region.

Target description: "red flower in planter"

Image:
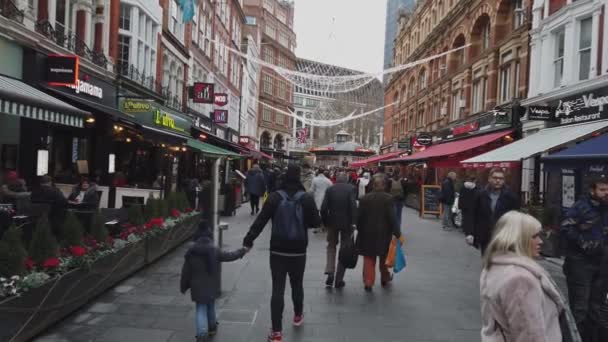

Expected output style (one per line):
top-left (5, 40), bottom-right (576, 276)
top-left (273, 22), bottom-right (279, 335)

top-left (24, 257), bottom-right (35, 270)
top-left (69, 246), bottom-right (87, 257)
top-left (144, 222), bottom-right (153, 230)
top-left (84, 236), bottom-right (99, 249)
top-left (148, 218), bottom-right (164, 227)
top-left (42, 257), bottom-right (60, 269)
top-left (185, 208), bottom-right (193, 213)
top-left (171, 209), bottom-right (181, 218)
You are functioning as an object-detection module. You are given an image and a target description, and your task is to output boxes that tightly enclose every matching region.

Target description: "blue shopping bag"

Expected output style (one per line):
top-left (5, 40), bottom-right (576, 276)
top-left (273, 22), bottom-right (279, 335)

top-left (394, 240), bottom-right (407, 273)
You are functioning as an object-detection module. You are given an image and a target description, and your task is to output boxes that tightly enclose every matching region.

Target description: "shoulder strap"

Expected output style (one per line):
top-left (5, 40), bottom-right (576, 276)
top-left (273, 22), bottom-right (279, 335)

top-left (293, 191), bottom-right (306, 201)
top-left (277, 190), bottom-right (288, 200)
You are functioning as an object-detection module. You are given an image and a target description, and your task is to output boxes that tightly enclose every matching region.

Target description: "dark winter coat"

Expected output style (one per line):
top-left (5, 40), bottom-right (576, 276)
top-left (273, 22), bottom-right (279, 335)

top-left (180, 237), bottom-right (246, 304)
top-left (440, 178), bottom-right (455, 205)
top-left (459, 181), bottom-right (478, 236)
top-left (356, 190), bottom-right (402, 257)
top-left (472, 187), bottom-right (521, 252)
top-left (320, 182), bottom-right (357, 231)
top-left (560, 195), bottom-right (608, 261)
top-left (243, 184), bottom-right (321, 255)
top-left (245, 168), bottom-right (267, 196)
top-left (68, 186), bottom-right (100, 207)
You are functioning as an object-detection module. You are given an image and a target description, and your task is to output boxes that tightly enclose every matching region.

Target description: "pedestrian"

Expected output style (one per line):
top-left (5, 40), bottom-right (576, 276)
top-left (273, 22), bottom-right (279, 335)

top-left (245, 164), bottom-right (267, 216)
top-left (68, 177), bottom-right (100, 208)
top-left (242, 165), bottom-right (321, 342)
top-left (31, 175), bottom-right (68, 236)
top-left (389, 171), bottom-right (406, 228)
top-left (311, 168), bottom-right (333, 233)
top-left (440, 171), bottom-right (457, 231)
top-left (320, 172), bottom-right (357, 289)
top-left (459, 176), bottom-right (478, 238)
top-left (180, 221), bottom-right (248, 342)
top-left (366, 165), bottom-right (390, 193)
top-left (300, 163), bottom-right (314, 192)
top-left (357, 172), bottom-right (371, 200)
top-left (356, 174), bottom-right (403, 292)
top-left (262, 164), bottom-right (276, 193)
top-left (0, 170), bottom-right (27, 205)
top-left (468, 168), bottom-right (520, 254)
top-left (561, 174), bottom-right (608, 342)
top-left (480, 211), bottom-right (580, 342)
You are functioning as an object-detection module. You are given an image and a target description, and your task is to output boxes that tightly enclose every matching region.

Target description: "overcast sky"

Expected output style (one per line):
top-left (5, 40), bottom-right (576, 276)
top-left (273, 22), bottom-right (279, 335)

top-left (293, 0), bottom-right (387, 74)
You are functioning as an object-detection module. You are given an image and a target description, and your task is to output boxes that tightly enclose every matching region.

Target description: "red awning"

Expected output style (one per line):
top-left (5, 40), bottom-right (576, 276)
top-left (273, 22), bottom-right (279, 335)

top-left (241, 146), bottom-right (273, 160)
top-left (384, 130), bottom-right (514, 164)
top-left (351, 150), bottom-right (406, 168)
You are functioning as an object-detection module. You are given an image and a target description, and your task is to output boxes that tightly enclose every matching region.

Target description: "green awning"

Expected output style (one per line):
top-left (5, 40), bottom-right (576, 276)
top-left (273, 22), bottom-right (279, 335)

top-left (187, 139), bottom-right (241, 158)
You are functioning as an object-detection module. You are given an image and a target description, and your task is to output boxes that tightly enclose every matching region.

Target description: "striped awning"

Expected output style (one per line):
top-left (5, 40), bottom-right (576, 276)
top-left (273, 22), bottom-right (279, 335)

top-left (0, 75), bottom-right (90, 128)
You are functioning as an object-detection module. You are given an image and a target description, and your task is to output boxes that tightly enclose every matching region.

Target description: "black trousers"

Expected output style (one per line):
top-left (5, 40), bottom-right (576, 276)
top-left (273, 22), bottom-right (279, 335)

top-left (250, 194), bottom-right (260, 213)
top-left (564, 256), bottom-right (603, 342)
top-left (270, 253), bottom-right (306, 332)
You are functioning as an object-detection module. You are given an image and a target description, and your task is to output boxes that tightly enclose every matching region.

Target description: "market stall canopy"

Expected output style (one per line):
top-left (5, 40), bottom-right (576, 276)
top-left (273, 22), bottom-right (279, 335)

top-left (461, 121), bottom-right (608, 168)
top-left (541, 133), bottom-right (608, 171)
top-left (384, 130), bottom-right (513, 164)
top-left (350, 150), bottom-right (406, 168)
top-left (187, 139), bottom-right (241, 158)
top-left (0, 75), bottom-right (90, 128)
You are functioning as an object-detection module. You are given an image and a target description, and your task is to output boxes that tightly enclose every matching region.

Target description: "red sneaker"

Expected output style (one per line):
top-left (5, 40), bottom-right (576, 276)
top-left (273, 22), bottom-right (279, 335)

top-left (268, 331), bottom-right (282, 342)
top-left (293, 314), bottom-right (304, 327)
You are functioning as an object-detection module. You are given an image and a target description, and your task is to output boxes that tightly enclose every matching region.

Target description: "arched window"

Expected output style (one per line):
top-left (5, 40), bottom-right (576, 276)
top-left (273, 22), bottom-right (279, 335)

top-left (471, 15), bottom-right (491, 58)
top-left (418, 68), bottom-right (427, 90)
top-left (261, 131), bottom-right (272, 149)
top-left (451, 35), bottom-right (466, 72)
top-left (408, 77), bottom-right (416, 98)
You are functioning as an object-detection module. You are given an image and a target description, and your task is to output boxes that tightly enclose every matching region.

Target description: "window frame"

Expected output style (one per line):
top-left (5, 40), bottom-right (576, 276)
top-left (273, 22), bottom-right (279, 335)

top-left (578, 17), bottom-right (592, 81)
top-left (553, 28), bottom-right (565, 87)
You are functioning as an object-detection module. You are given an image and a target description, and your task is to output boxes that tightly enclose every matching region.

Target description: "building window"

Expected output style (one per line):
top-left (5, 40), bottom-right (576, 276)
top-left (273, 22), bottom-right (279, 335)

top-left (513, 0), bottom-right (524, 29)
top-left (118, 35), bottom-right (131, 70)
top-left (170, 0), bottom-right (184, 42)
top-left (263, 0), bottom-right (274, 13)
top-left (451, 84), bottom-right (461, 121)
top-left (294, 96), bottom-right (303, 105)
top-left (278, 81), bottom-right (286, 100)
top-left (554, 28), bottom-right (565, 87)
top-left (263, 107), bottom-right (272, 121)
top-left (277, 9), bottom-right (286, 24)
top-left (418, 70), bottom-right (427, 90)
top-left (264, 47), bottom-right (274, 64)
top-left (579, 17), bottom-right (592, 81)
top-left (278, 31), bottom-right (289, 48)
top-left (276, 113), bottom-right (284, 125)
top-left (417, 104), bottom-right (424, 128)
top-left (263, 74), bottom-right (273, 94)
top-left (409, 78), bottom-right (416, 98)
top-left (514, 50), bottom-right (521, 98)
top-left (265, 23), bottom-right (276, 38)
top-left (481, 21), bottom-right (490, 50)
top-left (246, 16), bottom-right (257, 25)
top-left (472, 69), bottom-right (486, 113)
top-left (499, 51), bottom-right (513, 104)
top-left (120, 4), bottom-right (131, 30)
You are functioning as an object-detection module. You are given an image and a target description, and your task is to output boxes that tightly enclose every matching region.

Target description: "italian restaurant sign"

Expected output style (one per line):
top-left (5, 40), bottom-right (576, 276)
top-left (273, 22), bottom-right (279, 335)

top-left (553, 86), bottom-right (608, 126)
top-left (120, 99), bottom-right (192, 136)
top-left (527, 105), bottom-right (555, 121)
top-left (47, 55), bottom-right (79, 86)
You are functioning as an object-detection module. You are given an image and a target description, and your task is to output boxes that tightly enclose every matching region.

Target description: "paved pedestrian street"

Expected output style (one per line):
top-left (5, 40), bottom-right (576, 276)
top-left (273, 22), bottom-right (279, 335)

top-left (35, 207), bottom-right (566, 342)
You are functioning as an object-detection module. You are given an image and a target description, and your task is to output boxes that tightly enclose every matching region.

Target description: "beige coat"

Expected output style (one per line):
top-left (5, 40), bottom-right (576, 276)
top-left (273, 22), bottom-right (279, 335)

top-left (480, 254), bottom-right (565, 342)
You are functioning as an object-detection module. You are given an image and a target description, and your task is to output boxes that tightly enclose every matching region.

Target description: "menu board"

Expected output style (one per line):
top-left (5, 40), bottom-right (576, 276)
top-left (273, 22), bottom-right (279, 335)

top-left (420, 185), bottom-right (442, 217)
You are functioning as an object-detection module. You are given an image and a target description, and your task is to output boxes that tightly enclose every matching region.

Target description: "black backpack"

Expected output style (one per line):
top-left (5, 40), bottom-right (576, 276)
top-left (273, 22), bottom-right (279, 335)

top-left (272, 190), bottom-right (306, 241)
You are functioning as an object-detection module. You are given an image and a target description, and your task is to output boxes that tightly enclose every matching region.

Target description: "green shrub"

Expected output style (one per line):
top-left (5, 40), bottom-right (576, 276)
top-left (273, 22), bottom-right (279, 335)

top-left (144, 196), bottom-right (159, 220)
top-left (166, 192), bottom-right (177, 211)
top-left (29, 215), bottom-right (58, 264)
top-left (128, 205), bottom-right (145, 226)
top-left (0, 226), bottom-right (27, 277)
top-left (61, 212), bottom-right (84, 247)
top-left (91, 211), bottom-right (109, 243)
top-left (159, 198), bottom-right (169, 218)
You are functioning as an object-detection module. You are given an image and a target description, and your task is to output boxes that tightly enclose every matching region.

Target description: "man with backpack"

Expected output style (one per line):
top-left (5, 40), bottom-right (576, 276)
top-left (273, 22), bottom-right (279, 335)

top-left (243, 165), bottom-right (321, 342)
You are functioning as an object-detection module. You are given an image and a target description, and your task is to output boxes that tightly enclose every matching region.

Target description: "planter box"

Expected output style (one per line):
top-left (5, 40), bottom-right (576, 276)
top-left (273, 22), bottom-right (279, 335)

top-left (145, 215), bottom-right (199, 263)
top-left (0, 213), bottom-right (200, 341)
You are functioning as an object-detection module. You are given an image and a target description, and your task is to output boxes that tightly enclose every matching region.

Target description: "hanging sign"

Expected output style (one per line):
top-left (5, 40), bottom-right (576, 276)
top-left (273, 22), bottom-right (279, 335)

top-left (119, 99), bottom-right (191, 135)
top-left (553, 86), bottom-right (608, 125)
top-left (527, 105), bottom-right (556, 121)
top-left (214, 93), bottom-right (228, 107)
top-left (192, 83), bottom-right (214, 104)
top-left (213, 109), bottom-right (228, 124)
top-left (453, 122), bottom-right (479, 136)
top-left (47, 55), bottom-right (79, 86)
top-left (415, 133), bottom-right (433, 146)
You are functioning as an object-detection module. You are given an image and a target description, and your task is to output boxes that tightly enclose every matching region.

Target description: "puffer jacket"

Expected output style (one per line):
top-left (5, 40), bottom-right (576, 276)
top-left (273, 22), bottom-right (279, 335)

top-left (560, 194), bottom-right (608, 260)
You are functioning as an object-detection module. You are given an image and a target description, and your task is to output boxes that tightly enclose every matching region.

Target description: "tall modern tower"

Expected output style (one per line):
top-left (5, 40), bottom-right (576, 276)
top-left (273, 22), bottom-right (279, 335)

top-left (384, 0), bottom-right (415, 84)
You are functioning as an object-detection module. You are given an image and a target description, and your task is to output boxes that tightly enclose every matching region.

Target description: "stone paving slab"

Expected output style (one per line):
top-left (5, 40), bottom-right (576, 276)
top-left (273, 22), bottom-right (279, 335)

top-left (35, 206), bottom-right (568, 342)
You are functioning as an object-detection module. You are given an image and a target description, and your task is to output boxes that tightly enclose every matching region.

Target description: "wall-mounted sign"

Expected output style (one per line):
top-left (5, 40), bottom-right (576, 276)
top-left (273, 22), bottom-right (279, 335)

top-left (553, 86), bottom-right (608, 126)
top-left (213, 109), bottom-right (228, 124)
top-left (527, 105), bottom-right (556, 121)
top-left (194, 117), bottom-right (211, 131)
top-left (119, 99), bottom-right (191, 136)
top-left (47, 55), bottom-right (79, 86)
top-left (397, 138), bottom-right (411, 150)
top-left (239, 136), bottom-right (250, 144)
top-left (122, 100), bottom-right (153, 113)
top-left (415, 133), bottom-right (433, 146)
top-left (192, 83), bottom-right (214, 104)
top-left (453, 122), bottom-right (480, 136)
top-left (214, 93), bottom-right (228, 107)
top-left (65, 79), bottom-right (103, 99)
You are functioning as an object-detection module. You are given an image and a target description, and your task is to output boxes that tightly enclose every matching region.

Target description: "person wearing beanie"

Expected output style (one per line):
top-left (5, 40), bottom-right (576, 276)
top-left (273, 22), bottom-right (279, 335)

top-left (181, 220), bottom-right (248, 342)
top-left (243, 164), bottom-right (321, 342)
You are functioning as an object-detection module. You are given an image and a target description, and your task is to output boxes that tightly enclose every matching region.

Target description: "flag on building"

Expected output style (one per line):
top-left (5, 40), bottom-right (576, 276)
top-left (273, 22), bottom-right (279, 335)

top-left (180, 0), bottom-right (195, 22)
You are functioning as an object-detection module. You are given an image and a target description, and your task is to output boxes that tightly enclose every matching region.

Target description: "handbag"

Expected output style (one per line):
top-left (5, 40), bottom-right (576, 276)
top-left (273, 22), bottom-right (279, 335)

top-left (338, 232), bottom-right (358, 269)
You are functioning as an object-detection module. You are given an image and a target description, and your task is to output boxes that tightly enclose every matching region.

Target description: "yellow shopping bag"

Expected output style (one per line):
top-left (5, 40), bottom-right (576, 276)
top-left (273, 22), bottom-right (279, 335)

top-left (262, 192), bottom-right (268, 204)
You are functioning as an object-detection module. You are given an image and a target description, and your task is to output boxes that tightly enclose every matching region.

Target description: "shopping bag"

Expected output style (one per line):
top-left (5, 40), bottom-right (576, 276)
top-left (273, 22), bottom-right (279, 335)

top-left (385, 238), bottom-right (397, 267)
top-left (262, 192), bottom-right (268, 204)
top-left (339, 232), bottom-right (358, 269)
top-left (394, 240), bottom-right (407, 273)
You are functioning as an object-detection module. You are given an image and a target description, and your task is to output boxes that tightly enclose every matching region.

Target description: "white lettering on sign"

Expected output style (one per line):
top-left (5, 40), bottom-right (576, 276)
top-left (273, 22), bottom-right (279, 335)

top-left (530, 108), bottom-right (550, 115)
top-left (66, 80), bottom-right (103, 99)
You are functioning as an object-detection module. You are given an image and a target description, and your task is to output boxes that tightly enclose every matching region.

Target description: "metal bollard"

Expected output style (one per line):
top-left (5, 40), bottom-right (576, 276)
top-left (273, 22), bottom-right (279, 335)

top-left (218, 222), bottom-right (229, 292)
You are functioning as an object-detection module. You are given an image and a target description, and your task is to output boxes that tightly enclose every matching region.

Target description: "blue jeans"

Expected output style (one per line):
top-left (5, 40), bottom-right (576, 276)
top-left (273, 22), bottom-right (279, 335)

top-left (195, 301), bottom-right (217, 337)
top-left (394, 200), bottom-right (404, 228)
top-left (442, 204), bottom-right (453, 228)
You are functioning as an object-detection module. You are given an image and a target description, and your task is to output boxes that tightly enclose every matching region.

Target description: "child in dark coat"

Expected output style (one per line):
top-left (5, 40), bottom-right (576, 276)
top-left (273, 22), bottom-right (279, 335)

top-left (180, 221), bottom-right (248, 342)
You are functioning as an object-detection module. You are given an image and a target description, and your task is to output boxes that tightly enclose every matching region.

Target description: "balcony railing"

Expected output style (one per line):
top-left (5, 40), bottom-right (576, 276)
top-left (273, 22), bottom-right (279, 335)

top-left (116, 63), bottom-right (163, 96)
top-left (36, 20), bottom-right (108, 68)
top-left (162, 87), bottom-right (183, 112)
top-left (0, 0), bottom-right (24, 24)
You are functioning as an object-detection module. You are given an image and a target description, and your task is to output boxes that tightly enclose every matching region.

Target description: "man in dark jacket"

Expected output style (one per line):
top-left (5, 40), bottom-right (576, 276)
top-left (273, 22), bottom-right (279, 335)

top-left (243, 165), bottom-right (321, 342)
top-left (244, 164), bottom-right (267, 215)
top-left (365, 165), bottom-right (391, 194)
top-left (357, 174), bottom-right (403, 292)
top-left (181, 222), bottom-right (247, 342)
top-left (561, 175), bottom-right (608, 342)
top-left (440, 171), bottom-right (457, 231)
top-left (320, 172), bottom-right (357, 289)
top-left (459, 176), bottom-right (478, 238)
top-left (468, 168), bottom-right (520, 254)
top-left (31, 175), bottom-right (68, 235)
